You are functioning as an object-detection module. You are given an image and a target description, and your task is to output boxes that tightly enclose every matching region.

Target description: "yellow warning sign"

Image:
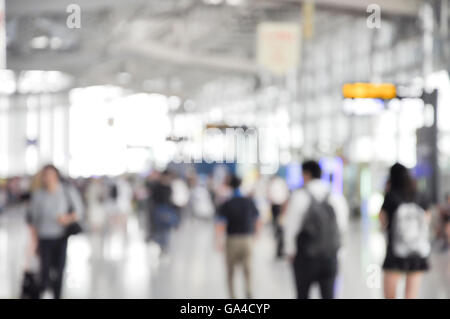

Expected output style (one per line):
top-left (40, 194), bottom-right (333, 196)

top-left (342, 83), bottom-right (396, 99)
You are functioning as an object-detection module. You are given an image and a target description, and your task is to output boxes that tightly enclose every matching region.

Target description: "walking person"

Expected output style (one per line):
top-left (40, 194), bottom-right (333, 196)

top-left (85, 178), bottom-right (107, 260)
top-left (437, 193), bottom-right (450, 252)
top-left (284, 160), bottom-right (349, 299)
top-left (151, 170), bottom-right (178, 253)
top-left (113, 175), bottom-right (133, 248)
top-left (0, 181), bottom-right (7, 214)
top-left (215, 175), bottom-right (261, 299)
top-left (145, 170), bottom-right (160, 242)
top-left (379, 163), bottom-right (431, 299)
top-left (267, 175), bottom-right (289, 258)
top-left (27, 164), bottom-right (83, 299)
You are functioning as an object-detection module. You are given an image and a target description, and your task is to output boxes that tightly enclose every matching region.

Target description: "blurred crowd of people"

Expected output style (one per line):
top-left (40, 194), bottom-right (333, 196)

top-left (1, 160), bottom-right (449, 300)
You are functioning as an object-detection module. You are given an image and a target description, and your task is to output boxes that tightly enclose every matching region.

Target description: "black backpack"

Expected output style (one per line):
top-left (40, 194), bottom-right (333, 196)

top-left (297, 189), bottom-right (340, 259)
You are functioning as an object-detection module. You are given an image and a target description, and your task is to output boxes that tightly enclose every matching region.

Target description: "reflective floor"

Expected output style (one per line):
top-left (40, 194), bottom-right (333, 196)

top-left (0, 206), bottom-right (449, 299)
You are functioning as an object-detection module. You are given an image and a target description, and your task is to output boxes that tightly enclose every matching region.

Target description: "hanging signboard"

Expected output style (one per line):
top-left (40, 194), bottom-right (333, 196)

top-left (342, 83), bottom-right (397, 99)
top-left (257, 22), bottom-right (301, 76)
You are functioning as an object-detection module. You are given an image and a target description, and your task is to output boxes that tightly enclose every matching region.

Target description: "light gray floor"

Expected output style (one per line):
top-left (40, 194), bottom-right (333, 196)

top-left (0, 205), bottom-right (449, 299)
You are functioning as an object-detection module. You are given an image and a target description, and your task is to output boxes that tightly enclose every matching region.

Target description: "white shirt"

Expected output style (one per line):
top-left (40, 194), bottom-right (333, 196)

top-left (268, 176), bottom-right (289, 205)
top-left (283, 179), bottom-right (349, 257)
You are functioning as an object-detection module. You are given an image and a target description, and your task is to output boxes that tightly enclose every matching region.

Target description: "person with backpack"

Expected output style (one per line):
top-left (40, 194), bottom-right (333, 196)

top-left (379, 163), bottom-right (431, 299)
top-left (284, 160), bottom-right (349, 299)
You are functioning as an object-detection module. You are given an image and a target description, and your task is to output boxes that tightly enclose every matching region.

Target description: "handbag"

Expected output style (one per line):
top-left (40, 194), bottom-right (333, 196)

top-left (62, 184), bottom-right (83, 238)
top-left (20, 271), bottom-right (40, 299)
top-left (154, 204), bottom-right (178, 229)
top-left (20, 254), bottom-right (40, 299)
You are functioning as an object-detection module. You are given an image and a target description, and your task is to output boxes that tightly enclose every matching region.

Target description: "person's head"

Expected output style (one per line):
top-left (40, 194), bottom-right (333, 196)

top-left (160, 169), bottom-right (172, 185)
top-left (388, 163), bottom-right (415, 199)
top-left (302, 160), bottom-right (321, 184)
top-left (187, 174), bottom-right (197, 188)
top-left (228, 174), bottom-right (242, 190)
top-left (41, 164), bottom-right (62, 191)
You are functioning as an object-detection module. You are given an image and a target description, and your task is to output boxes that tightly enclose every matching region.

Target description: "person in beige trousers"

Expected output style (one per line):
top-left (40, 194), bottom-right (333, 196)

top-left (215, 175), bottom-right (261, 299)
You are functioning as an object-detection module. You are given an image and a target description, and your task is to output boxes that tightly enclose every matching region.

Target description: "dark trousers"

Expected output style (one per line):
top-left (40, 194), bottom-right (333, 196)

top-left (154, 229), bottom-right (170, 252)
top-left (293, 255), bottom-right (337, 299)
top-left (271, 205), bottom-right (284, 257)
top-left (38, 237), bottom-right (68, 299)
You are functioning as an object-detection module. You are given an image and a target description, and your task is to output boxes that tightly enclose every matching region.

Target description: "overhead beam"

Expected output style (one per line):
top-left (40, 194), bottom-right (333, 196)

top-left (274, 0), bottom-right (424, 17)
top-left (5, 0), bottom-right (147, 16)
top-left (7, 0), bottom-right (425, 18)
top-left (6, 51), bottom-right (105, 74)
top-left (111, 39), bottom-right (260, 74)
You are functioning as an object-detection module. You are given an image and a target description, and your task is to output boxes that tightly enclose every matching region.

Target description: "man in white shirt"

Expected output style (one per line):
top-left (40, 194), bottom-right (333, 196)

top-left (284, 160), bottom-right (349, 299)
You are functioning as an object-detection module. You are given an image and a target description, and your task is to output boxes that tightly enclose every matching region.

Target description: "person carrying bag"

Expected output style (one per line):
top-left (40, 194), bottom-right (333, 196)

top-left (27, 164), bottom-right (83, 299)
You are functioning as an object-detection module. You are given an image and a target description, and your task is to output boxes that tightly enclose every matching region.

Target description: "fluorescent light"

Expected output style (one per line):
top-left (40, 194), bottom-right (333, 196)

top-left (226, 0), bottom-right (243, 5)
top-left (342, 98), bottom-right (385, 116)
top-left (204, 0), bottom-right (223, 5)
top-left (116, 72), bottom-right (132, 85)
top-left (50, 37), bottom-right (63, 50)
top-left (168, 95), bottom-right (181, 110)
top-left (0, 70), bottom-right (16, 95)
top-left (30, 36), bottom-right (49, 49)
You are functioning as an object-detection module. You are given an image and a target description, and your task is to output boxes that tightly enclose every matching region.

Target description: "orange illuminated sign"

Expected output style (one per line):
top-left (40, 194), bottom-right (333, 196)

top-left (342, 83), bottom-right (396, 99)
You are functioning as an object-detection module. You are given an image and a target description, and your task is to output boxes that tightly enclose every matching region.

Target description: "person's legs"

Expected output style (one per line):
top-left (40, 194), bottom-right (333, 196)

top-left (162, 229), bottom-right (171, 252)
top-left (51, 238), bottom-right (68, 299)
top-left (272, 206), bottom-right (283, 258)
top-left (293, 258), bottom-right (313, 299)
top-left (38, 239), bottom-right (51, 297)
top-left (318, 274), bottom-right (336, 299)
top-left (275, 222), bottom-right (284, 258)
top-left (318, 258), bottom-right (337, 299)
top-left (383, 271), bottom-right (402, 299)
top-left (242, 237), bottom-right (253, 299)
top-left (445, 221), bottom-right (450, 246)
top-left (405, 272), bottom-right (423, 299)
top-left (271, 206), bottom-right (278, 231)
top-left (120, 214), bottom-right (129, 245)
top-left (226, 237), bottom-right (238, 299)
top-left (147, 203), bottom-right (154, 242)
top-left (154, 228), bottom-right (170, 253)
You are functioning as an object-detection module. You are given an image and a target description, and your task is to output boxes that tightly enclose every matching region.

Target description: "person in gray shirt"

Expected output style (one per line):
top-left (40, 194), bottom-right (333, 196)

top-left (28, 164), bottom-right (83, 299)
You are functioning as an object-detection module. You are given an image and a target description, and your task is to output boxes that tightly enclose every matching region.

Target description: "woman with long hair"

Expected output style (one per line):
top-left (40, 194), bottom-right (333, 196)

top-left (379, 163), bottom-right (431, 299)
top-left (28, 164), bottom-right (81, 299)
